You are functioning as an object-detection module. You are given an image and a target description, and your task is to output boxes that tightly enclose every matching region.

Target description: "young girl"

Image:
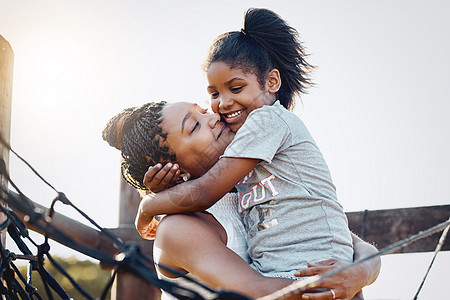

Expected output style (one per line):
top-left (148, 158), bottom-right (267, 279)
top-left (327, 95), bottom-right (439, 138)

top-left (136, 8), bottom-right (354, 285)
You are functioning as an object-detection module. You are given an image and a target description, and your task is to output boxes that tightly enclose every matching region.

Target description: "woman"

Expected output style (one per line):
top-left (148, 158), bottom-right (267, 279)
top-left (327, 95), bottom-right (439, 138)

top-left (103, 101), bottom-right (380, 300)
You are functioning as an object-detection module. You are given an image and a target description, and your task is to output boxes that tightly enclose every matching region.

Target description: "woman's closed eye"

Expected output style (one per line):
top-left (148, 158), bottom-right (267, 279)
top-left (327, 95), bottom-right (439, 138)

top-left (192, 121), bottom-right (200, 133)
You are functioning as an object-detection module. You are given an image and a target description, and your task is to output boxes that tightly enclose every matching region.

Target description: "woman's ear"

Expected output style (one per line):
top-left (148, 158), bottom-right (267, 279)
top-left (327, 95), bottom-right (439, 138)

top-left (177, 170), bottom-right (192, 184)
top-left (267, 69), bottom-right (281, 93)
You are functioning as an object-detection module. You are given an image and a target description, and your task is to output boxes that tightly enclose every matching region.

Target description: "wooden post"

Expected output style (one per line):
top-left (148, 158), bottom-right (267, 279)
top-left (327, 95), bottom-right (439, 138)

top-left (110, 178), bottom-right (161, 299)
top-left (0, 35), bottom-right (14, 247)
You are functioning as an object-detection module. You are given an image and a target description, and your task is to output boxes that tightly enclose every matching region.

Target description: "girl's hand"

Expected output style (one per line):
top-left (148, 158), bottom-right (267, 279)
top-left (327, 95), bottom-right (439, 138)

top-left (135, 195), bottom-right (159, 239)
top-left (143, 163), bottom-right (183, 193)
top-left (294, 259), bottom-right (364, 300)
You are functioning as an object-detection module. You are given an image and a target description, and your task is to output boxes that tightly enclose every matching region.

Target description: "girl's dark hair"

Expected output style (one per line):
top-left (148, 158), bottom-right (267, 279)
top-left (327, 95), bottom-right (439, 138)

top-left (204, 8), bottom-right (314, 111)
top-left (102, 101), bottom-right (176, 190)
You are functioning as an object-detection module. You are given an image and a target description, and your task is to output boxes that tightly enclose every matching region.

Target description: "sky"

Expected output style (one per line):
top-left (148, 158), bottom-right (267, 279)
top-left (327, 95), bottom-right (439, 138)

top-left (1, 0), bottom-right (449, 299)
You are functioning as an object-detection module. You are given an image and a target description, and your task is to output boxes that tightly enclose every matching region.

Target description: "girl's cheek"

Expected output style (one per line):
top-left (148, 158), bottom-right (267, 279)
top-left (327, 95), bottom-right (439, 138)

top-left (210, 100), bottom-right (220, 113)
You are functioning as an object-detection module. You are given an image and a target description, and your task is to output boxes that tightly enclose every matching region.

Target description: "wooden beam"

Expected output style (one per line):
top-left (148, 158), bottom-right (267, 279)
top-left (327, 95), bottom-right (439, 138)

top-left (9, 191), bottom-right (154, 261)
top-left (11, 193), bottom-right (118, 257)
top-left (346, 204), bottom-right (450, 253)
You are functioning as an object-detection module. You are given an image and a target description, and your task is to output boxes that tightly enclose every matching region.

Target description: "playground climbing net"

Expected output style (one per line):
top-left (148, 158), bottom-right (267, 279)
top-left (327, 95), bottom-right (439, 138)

top-left (0, 134), bottom-right (252, 300)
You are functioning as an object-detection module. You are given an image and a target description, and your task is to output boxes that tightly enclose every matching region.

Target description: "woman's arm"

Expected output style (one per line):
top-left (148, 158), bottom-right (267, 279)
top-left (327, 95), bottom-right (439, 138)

top-left (293, 233), bottom-right (381, 300)
top-left (136, 157), bottom-right (258, 238)
top-left (350, 233), bottom-right (381, 286)
top-left (155, 213), bottom-right (298, 299)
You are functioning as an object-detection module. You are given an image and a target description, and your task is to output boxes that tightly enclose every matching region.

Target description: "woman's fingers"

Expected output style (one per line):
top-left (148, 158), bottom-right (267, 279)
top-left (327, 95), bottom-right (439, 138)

top-left (308, 259), bottom-right (337, 267)
top-left (295, 265), bottom-right (332, 277)
top-left (295, 259), bottom-right (359, 300)
top-left (294, 259), bottom-right (337, 277)
top-left (301, 289), bottom-right (338, 300)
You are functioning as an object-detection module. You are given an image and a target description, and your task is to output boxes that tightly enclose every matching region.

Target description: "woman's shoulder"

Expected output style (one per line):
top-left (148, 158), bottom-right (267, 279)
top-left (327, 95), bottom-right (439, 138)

top-left (157, 213), bottom-right (206, 234)
top-left (156, 213), bottom-right (225, 245)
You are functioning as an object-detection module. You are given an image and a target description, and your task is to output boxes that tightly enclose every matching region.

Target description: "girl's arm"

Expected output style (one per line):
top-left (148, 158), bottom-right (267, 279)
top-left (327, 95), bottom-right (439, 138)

top-left (142, 163), bottom-right (182, 193)
top-left (136, 157), bottom-right (258, 238)
top-left (293, 233), bottom-right (381, 300)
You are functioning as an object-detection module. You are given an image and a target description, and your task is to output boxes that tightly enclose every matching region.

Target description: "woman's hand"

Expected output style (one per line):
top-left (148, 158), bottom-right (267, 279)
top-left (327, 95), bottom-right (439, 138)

top-left (143, 163), bottom-right (185, 193)
top-left (135, 194), bottom-right (160, 239)
top-left (294, 259), bottom-right (365, 300)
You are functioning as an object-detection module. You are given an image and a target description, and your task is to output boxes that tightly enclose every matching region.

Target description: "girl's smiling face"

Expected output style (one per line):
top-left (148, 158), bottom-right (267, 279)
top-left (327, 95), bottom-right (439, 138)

top-left (160, 102), bottom-right (235, 177)
top-left (206, 61), bottom-right (281, 132)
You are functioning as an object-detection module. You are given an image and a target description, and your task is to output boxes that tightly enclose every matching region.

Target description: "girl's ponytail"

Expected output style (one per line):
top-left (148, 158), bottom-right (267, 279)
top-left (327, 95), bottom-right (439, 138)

top-left (243, 8), bottom-right (314, 110)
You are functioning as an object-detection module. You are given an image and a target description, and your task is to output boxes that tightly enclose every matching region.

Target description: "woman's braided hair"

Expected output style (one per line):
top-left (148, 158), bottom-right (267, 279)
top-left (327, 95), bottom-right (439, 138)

top-left (204, 8), bottom-right (314, 111)
top-left (102, 101), bottom-right (176, 190)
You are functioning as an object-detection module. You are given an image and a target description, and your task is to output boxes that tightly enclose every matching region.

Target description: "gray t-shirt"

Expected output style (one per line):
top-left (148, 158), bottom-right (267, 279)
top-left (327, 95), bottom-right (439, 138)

top-left (221, 101), bottom-right (353, 278)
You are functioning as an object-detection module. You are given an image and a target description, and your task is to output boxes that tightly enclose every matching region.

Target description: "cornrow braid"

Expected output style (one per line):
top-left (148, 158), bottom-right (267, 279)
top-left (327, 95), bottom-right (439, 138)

top-left (102, 101), bottom-right (176, 190)
top-left (204, 8), bottom-right (314, 111)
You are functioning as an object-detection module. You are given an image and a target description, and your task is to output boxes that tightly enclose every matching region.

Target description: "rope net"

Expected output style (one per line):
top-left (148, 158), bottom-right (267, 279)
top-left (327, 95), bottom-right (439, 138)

top-left (0, 134), bottom-right (251, 300)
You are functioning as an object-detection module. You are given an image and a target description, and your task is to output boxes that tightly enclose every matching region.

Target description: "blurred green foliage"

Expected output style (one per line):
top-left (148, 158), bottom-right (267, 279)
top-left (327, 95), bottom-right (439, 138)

top-left (17, 256), bottom-right (112, 299)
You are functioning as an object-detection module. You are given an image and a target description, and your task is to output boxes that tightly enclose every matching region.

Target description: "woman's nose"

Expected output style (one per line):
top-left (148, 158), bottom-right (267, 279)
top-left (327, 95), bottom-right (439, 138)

top-left (206, 113), bottom-right (221, 128)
